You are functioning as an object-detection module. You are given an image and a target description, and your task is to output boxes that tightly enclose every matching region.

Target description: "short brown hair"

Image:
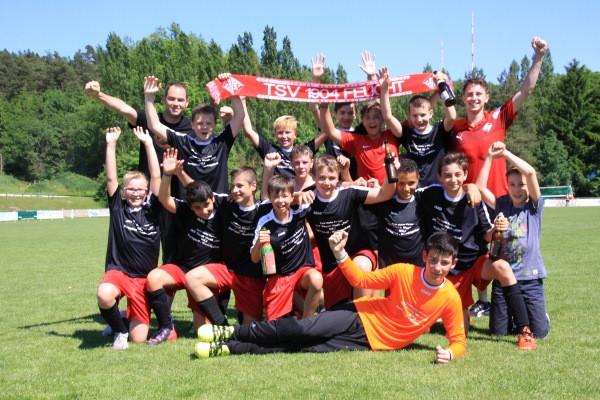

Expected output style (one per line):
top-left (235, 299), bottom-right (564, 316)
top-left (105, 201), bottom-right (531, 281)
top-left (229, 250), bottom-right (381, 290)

top-left (231, 166), bottom-right (258, 185)
top-left (360, 100), bottom-right (381, 119)
top-left (192, 103), bottom-right (218, 122)
top-left (463, 78), bottom-right (489, 94)
top-left (408, 95), bottom-right (431, 110)
top-left (334, 102), bottom-right (357, 113)
top-left (267, 175), bottom-right (295, 197)
top-left (164, 81), bottom-right (189, 99)
top-left (438, 152), bottom-right (468, 174)
top-left (313, 155), bottom-right (339, 175)
top-left (505, 166), bottom-right (522, 179)
top-left (290, 144), bottom-right (313, 161)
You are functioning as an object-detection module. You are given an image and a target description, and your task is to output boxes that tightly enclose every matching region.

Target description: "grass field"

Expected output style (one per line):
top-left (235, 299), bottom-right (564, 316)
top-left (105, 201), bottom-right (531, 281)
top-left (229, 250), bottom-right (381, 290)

top-left (1, 207), bottom-right (599, 399)
top-left (0, 194), bottom-right (101, 212)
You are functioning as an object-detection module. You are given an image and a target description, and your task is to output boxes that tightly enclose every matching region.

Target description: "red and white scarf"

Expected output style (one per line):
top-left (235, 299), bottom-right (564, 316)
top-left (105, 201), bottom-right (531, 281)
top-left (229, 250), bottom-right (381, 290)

top-left (206, 73), bottom-right (439, 104)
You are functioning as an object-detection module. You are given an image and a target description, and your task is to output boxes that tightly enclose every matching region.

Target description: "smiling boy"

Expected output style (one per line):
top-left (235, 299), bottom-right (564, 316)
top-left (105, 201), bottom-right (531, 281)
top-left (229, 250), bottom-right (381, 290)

top-left (185, 166), bottom-right (271, 326)
top-left (419, 152), bottom-right (537, 349)
top-left (195, 230), bottom-right (465, 363)
top-left (251, 175), bottom-right (322, 320)
top-left (96, 126), bottom-right (162, 350)
top-left (305, 155), bottom-right (395, 307)
top-left (144, 74), bottom-right (244, 194)
top-left (145, 153), bottom-right (227, 345)
top-left (379, 67), bottom-right (456, 187)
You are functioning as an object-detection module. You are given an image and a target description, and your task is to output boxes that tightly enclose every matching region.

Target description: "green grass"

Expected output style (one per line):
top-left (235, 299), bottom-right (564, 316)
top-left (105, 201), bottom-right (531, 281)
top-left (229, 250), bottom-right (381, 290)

top-left (1, 208), bottom-right (599, 399)
top-left (0, 194), bottom-right (101, 211)
top-left (26, 172), bottom-right (98, 197)
top-left (0, 173), bottom-right (29, 193)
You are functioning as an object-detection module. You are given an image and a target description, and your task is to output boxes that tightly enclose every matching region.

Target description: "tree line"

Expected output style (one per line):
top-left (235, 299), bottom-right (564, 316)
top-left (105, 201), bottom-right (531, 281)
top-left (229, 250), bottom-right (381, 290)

top-left (0, 23), bottom-right (598, 196)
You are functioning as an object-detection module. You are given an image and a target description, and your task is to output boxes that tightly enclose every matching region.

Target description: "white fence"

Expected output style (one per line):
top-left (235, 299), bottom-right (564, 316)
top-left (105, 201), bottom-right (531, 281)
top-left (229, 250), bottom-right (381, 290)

top-left (0, 209), bottom-right (110, 222)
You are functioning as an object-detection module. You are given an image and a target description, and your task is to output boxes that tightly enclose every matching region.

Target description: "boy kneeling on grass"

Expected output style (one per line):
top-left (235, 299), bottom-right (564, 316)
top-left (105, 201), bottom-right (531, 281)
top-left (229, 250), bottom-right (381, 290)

top-left (96, 126), bottom-right (162, 350)
top-left (194, 230), bottom-right (466, 364)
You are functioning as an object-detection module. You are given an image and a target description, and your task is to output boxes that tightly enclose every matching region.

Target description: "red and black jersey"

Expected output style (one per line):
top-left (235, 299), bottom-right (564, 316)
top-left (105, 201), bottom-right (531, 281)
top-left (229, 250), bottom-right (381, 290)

top-left (105, 188), bottom-right (161, 278)
top-left (452, 99), bottom-right (518, 197)
top-left (418, 185), bottom-right (493, 273)
top-left (252, 204), bottom-right (314, 275)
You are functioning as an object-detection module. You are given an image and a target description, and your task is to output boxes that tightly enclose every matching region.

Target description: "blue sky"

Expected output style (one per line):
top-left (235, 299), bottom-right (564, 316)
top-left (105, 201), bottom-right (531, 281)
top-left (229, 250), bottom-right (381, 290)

top-left (1, 0), bottom-right (597, 83)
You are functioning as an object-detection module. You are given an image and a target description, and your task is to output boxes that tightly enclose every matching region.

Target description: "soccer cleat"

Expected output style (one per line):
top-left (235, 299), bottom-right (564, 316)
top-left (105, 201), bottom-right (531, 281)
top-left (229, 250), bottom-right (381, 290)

top-left (470, 300), bottom-right (491, 317)
top-left (167, 325), bottom-right (178, 341)
top-left (197, 324), bottom-right (234, 343)
top-left (517, 326), bottom-right (537, 350)
top-left (102, 310), bottom-right (128, 336)
top-left (113, 332), bottom-right (129, 350)
top-left (194, 341), bottom-right (230, 358)
top-left (146, 327), bottom-right (173, 346)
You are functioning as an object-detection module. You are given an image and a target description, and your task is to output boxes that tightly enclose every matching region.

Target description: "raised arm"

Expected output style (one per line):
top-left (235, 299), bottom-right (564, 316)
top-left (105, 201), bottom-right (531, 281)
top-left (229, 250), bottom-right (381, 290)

top-left (143, 76), bottom-right (168, 142)
top-left (85, 81), bottom-right (137, 126)
top-left (501, 148), bottom-right (541, 203)
top-left (378, 66), bottom-right (403, 138)
top-left (433, 71), bottom-right (457, 132)
top-left (364, 170), bottom-right (395, 204)
top-left (475, 142), bottom-right (503, 209)
top-left (260, 153), bottom-right (281, 201)
top-left (217, 73), bottom-right (245, 137)
top-left (133, 126), bottom-right (161, 195)
top-left (512, 37), bottom-right (548, 112)
top-left (309, 53), bottom-right (327, 129)
top-left (157, 148), bottom-right (180, 213)
top-left (105, 127), bottom-right (121, 197)
top-left (241, 97), bottom-right (260, 148)
top-left (318, 104), bottom-right (343, 146)
top-left (358, 51), bottom-right (376, 81)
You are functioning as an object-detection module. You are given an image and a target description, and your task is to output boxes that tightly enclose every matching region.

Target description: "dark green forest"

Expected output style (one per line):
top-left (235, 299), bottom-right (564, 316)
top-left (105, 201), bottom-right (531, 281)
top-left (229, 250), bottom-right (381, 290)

top-left (0, 23), bottom-right (598, 196)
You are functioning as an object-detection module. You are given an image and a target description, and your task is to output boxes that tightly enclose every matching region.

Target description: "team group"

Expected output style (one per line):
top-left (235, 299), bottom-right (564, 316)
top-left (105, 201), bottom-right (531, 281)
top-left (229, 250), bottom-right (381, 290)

top-left (85, 37), bottom-right (548, 362)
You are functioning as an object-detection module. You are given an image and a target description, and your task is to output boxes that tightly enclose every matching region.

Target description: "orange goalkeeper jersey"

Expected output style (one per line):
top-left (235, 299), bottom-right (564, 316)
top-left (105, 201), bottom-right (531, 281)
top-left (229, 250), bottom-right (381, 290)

top-left (338, 257), bottom-right (466, 357)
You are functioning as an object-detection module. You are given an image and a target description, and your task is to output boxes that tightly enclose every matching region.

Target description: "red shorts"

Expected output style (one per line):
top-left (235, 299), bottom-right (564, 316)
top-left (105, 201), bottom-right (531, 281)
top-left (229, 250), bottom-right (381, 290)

top-left (159, 263), bottom-right (219, 315)
top-left (100, 270), bottom-right (150, 325)
top-left (312, 244), bottom-right (323, 273)
top-left (352, 249), bottom-right (377, 271)
top-left (322, 267), bottom-right (352, 309)
top-left (205, 263), bottom-right (266, 320)
top-left (263, 266), bottom-right (313, 321)
top-left (322, 250), bottom-right (377, 309)
top-left (446, 254), bottom-right (491, 309)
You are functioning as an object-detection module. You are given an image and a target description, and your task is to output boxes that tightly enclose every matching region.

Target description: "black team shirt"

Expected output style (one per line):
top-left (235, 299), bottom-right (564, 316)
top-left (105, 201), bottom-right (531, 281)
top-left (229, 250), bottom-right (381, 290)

top-left (166, 124), bottom-right (235, 194)
top-left (400, 120), bottom-right (451, 187)
top-left (105, 188), bottom-right (161, 278)
top-left (172, 196), bottom-right (225, 273)
top-left (418, 185), bottom-right (493, 274)
top-left (252, 204), bottom-right (314, 275)
top-left (376, 195), bottom-right (427, 268)
top-left (220, 200), bottom-right (272, 278)
top-left (306, 187), bottom-right (369, 273)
